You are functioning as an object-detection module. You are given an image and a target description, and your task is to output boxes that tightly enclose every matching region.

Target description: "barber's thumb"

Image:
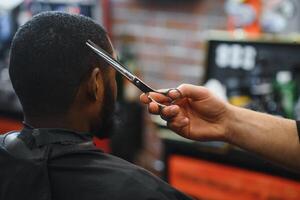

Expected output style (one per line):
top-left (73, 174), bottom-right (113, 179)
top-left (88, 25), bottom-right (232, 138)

top-left (177, 84), bottom-right (210, 100)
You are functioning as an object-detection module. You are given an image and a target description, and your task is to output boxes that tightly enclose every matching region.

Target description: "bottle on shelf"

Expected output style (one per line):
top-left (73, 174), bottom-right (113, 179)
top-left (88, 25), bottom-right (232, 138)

top-left (226, 77), bottom-right (252, 108)
top-left (274, 70), bottom-right (297, 119)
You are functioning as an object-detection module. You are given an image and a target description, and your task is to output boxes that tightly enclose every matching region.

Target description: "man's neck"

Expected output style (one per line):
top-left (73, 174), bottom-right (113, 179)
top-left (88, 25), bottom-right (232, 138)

top-left (24, 115), bottom-right (90, 133)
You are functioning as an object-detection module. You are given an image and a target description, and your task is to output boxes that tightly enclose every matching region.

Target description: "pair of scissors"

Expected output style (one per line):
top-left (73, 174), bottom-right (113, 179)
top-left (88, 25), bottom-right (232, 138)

top-left (86, 40), bottom-right (182, 109)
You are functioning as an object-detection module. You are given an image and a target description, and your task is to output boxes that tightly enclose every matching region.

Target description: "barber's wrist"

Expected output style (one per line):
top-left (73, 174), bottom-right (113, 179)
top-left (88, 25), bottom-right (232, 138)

top-left (295, 120), bottom-right (300, 142)
top-left (223, 103), bottom-right (240, 143)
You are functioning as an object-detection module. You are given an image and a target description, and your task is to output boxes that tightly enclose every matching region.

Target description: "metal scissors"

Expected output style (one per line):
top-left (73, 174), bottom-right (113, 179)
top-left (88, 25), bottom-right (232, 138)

top-left (86, 40), bottom-right (182, 109)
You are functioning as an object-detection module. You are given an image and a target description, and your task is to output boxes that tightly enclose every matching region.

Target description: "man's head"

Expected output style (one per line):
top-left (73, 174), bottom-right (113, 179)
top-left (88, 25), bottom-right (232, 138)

top-left (9, 11), bottom-right (117, 138)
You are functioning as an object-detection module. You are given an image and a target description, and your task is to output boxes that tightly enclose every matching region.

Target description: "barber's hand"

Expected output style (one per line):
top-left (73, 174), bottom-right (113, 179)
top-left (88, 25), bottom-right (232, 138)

top-left (140, 84), bottom-right (231, 141)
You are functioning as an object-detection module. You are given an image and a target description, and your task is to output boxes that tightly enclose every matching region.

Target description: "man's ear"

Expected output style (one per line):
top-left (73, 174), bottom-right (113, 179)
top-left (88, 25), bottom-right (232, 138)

top-left (87, 67), bottom-right (103, 101)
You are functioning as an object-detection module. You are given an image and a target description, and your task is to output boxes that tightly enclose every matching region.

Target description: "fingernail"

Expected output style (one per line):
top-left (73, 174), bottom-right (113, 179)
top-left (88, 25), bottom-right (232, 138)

top-left (169, 89), bottom-right (180, 99)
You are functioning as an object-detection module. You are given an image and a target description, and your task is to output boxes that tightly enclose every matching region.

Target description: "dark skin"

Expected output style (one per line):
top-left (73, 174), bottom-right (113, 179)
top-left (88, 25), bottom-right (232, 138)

top-left (24, 48), bottom-right (117, 134)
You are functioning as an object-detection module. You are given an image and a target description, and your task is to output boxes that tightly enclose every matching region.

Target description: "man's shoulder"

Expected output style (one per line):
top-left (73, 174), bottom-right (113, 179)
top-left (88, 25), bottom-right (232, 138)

top-left (50, 146), bottom-right (155, 180)
top-left (49, 147), bottom-right (192, 200)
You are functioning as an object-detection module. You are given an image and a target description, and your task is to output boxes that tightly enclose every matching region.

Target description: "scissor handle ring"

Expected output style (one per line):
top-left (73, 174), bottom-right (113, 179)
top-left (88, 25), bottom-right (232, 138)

top-left (161, 88), bottom-right (183, 101)
top-left (146, 88), bottom-right (183, 114)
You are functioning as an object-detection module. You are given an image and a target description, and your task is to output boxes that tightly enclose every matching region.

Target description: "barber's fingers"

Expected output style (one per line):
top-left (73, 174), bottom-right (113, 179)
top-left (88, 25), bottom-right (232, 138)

top-left (148, 102), bottom-right (160, 114)
top-left (162, 105), bottom-right (189, 132)
top-left (140, 93), bottom-right (151, 104)
top-left (162, 105), bottom-right (188, 125)
top-left (148, 102), bottom-right (189, 135)
top-left (166, 89), bottom-right (182, 100)
top-left (161, 105), bottom-right (180, 118)
top-left (140, 92), bottom-right (172, 105)
top-left (159, 105), bottom-right (180, 120)
top-left (167, 116), bottom-right (189, 131)
top-left (148, 102), bottom-right (181, 118)
top-left (177, 84), bottom-right (210, 101)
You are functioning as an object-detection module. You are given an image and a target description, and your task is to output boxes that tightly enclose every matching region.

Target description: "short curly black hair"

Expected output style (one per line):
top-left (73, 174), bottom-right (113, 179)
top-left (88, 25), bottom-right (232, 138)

top-left (9, 11), bottom-right (112, 117)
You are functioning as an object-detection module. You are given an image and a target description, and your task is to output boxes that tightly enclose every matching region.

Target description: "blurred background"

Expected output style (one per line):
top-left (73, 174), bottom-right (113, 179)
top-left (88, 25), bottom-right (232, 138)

top-left (1, 0), bottom-right (300, 199)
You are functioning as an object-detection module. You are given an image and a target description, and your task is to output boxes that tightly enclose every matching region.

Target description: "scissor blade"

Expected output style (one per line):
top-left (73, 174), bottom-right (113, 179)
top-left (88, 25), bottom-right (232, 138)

top-left (86, 40), bottom-right (155, 93)
top-left (86, 40), bottom-right (135, 81)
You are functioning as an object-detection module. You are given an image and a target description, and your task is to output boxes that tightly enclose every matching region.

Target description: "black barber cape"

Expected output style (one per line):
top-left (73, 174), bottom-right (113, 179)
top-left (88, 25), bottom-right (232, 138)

top-left (0, 127), bottom-right (193, 200)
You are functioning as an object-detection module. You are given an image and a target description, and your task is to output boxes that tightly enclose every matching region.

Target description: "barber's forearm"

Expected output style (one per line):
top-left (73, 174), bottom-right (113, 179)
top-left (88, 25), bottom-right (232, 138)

top-left (226, 105), bottom-right (300, 171)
